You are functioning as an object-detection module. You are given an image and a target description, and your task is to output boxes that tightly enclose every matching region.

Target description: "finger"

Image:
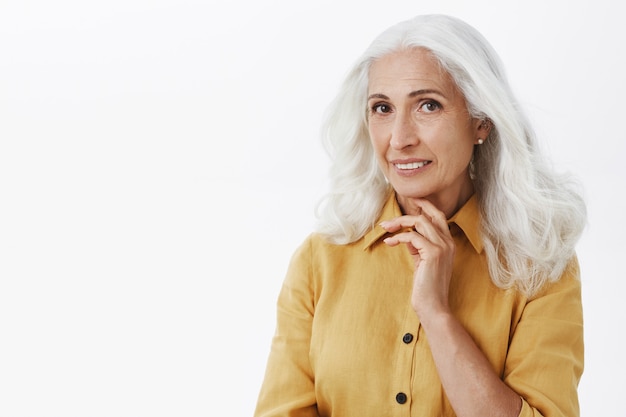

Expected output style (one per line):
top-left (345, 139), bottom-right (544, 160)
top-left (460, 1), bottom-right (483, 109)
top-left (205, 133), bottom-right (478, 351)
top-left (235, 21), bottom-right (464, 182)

top-left (412, 214), bottom-right (447, 244)
top-left (410, 199), bottom-right (450, 236)
top-left (382, 233), bottom-right (422, 257)
top-left (383, 230), bottom-right (427, 249)
top-left (381, 212), bottom-right (444, 245)
top-left (379, 210), bottom-right (423, 232)
top-left (385, 229), bottom-right (454, 267)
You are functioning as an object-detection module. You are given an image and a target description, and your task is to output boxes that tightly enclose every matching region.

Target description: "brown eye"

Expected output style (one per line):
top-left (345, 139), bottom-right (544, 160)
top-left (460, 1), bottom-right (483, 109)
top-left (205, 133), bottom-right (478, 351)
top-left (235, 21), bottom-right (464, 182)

top-left (372, 104), bottom-right (391, 114)
top-left (420, 101), bottom-right (441, 113)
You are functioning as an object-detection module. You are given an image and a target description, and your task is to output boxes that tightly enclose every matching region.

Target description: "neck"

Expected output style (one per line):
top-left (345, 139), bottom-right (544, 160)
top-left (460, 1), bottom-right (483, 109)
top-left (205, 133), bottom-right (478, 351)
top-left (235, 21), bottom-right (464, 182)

top-left (397, 179), bottom-right (474, 219)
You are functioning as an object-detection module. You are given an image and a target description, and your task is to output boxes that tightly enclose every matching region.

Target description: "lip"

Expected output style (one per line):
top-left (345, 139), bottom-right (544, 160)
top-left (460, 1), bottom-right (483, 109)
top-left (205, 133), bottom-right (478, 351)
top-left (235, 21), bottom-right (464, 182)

top-left (389, 158), bottom-right (432, 176)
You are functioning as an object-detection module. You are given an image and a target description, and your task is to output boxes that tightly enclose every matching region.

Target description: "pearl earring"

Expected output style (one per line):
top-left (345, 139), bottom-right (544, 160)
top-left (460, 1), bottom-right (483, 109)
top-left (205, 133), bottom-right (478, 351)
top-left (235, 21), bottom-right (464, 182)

top-left (477, 139), bottom-right (484, 145)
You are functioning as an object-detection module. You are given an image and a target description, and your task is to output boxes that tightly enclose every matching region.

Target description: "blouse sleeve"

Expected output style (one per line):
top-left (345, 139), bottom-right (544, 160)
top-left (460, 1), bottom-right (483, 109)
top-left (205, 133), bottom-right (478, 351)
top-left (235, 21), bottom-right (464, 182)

top-left (254, 238), bottom-right (319, 417)
top-left (504, 258), bottom-right (584, 417)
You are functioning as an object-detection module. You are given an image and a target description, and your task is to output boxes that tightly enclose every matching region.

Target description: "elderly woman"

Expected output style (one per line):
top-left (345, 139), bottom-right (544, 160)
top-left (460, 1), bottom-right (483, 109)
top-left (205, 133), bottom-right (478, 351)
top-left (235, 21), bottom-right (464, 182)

top-left (254, 14), bottom-right (586, 417)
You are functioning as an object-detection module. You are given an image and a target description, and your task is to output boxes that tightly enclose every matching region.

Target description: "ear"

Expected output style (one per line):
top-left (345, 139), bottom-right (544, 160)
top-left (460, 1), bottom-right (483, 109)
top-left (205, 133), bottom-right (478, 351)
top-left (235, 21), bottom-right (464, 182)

top-left (473, 118), bottom-right (492, 145)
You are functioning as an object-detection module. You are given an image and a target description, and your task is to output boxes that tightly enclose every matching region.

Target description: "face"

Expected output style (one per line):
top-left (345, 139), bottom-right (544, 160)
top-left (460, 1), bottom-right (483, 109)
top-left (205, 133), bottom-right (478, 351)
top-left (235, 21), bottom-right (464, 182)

top-left (367, 48), bottom-right (489, 217)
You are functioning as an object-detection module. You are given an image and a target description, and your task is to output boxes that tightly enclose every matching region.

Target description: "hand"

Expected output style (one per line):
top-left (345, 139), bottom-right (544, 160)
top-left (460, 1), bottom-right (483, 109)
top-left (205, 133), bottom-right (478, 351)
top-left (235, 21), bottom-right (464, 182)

top-left (379, 199), bottom-right (456, 319)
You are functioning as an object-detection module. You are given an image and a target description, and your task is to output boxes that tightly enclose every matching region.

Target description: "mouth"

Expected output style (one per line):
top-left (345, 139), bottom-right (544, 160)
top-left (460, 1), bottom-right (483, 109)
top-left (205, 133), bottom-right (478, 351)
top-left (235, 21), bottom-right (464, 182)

top-left (394, 160), bottom-right (432, 170)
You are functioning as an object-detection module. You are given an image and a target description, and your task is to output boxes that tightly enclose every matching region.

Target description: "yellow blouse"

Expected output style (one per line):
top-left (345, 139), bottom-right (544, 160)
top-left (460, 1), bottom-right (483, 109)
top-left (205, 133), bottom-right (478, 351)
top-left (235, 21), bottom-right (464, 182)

top-left (255, 192), bottom-right (583, 417)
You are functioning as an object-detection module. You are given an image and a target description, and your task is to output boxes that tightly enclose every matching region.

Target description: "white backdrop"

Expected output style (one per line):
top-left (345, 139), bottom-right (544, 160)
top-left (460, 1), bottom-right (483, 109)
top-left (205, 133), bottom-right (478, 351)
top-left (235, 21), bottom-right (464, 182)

top-left (1, 0), bottom-right (623, 415)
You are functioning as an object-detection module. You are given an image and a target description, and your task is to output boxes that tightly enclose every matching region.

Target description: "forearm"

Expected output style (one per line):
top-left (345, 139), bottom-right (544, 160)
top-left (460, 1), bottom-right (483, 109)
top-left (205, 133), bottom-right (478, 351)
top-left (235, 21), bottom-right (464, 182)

top-left (420, 311), bottom-right (521, 417)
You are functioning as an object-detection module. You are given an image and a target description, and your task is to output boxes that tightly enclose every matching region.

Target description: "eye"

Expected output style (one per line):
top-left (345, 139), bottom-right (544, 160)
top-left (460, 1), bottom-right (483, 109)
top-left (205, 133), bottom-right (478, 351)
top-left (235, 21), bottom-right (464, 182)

top-left (419, 100), bottom-right (441, 113)
top-left (371, 103), bottom-right (392, 114)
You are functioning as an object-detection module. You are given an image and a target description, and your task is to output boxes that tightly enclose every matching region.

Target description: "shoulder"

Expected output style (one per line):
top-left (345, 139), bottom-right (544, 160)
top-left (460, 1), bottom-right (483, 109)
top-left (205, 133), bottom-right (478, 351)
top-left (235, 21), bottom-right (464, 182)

top-left (529, 255), bottom-right (581, 301)
top-left (519, 255), bottom-right (583, 326)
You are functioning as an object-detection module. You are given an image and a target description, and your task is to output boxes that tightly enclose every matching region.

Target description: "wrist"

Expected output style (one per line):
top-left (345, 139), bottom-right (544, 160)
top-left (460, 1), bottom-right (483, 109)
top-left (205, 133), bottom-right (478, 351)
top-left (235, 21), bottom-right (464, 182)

top-left (415, 304), bottom-right (454, 329)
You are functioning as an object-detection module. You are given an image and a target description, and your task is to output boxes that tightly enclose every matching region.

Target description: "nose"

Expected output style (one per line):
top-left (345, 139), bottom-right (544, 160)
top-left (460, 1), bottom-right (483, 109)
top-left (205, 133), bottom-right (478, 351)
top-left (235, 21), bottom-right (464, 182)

top-left (389, 111), bottom-right (419, 150)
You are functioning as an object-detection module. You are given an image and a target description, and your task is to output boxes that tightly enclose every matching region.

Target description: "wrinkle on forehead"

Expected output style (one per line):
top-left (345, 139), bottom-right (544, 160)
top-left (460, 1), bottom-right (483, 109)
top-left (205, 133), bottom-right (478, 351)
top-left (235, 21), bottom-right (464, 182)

top-left (367, 48), bottom-right (462, 102)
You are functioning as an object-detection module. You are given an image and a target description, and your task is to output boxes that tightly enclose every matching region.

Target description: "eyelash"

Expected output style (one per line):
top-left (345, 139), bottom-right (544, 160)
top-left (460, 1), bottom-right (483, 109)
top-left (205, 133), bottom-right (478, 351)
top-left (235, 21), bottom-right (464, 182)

top-left (420, 100), bottom-right (441, 112)
top-left (371, 103), bottom-right (391, 114)
top-left (370, 100), bottom-right (442, 115)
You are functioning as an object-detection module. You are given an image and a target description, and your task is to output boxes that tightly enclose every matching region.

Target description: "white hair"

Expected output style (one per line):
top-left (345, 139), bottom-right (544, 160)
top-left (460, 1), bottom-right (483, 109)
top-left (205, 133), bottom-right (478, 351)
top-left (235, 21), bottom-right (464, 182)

top-left (315, 14), bottom-right (587, 297)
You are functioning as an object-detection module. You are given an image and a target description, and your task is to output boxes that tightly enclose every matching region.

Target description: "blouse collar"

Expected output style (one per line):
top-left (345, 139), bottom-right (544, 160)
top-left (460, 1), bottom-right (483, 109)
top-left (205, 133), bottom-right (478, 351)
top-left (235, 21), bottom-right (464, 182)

top-left (363, 190), bottom-right (484, 253)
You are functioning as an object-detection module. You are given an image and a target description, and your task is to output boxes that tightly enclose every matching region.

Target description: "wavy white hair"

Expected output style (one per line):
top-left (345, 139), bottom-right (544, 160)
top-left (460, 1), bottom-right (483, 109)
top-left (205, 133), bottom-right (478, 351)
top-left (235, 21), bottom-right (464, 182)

top-left (315, 14), bottom-right (586, 296)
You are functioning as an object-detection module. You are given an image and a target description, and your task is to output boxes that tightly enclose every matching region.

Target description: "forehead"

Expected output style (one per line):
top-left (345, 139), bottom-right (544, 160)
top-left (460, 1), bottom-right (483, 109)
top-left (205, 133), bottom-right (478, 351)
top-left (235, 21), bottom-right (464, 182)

top-left (368, 48), bottom-right (455, 94)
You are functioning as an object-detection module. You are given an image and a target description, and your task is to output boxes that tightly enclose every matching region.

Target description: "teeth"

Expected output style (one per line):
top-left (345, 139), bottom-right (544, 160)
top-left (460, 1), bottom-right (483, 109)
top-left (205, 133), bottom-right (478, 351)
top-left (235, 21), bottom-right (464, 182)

top-left (395, 161), bottom-right (430, 170)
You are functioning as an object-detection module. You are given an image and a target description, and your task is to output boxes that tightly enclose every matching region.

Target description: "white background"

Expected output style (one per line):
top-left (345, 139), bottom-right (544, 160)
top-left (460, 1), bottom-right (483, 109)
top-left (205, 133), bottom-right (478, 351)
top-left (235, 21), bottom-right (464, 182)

top-left (0, 0), bottom-right (623, 415)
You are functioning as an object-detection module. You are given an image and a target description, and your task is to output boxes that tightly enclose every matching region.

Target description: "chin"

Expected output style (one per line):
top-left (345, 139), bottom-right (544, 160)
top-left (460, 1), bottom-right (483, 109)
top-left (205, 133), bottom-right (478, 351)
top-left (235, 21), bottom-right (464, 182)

top-left (391, 183), bottom-right (433, 200)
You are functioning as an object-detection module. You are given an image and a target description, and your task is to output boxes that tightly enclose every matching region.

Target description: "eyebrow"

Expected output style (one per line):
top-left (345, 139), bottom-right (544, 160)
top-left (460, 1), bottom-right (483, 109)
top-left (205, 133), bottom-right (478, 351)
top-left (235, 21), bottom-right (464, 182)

top-left (367, 89), bottom-right (444, 101)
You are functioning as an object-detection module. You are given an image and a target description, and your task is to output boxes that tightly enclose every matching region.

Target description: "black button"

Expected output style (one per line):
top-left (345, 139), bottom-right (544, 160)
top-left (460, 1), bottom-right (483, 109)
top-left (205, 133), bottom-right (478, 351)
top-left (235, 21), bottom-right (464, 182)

top-left (402, 333), bottom-right (414, 344)
top-left (396, 392), bottom-right (407, 404)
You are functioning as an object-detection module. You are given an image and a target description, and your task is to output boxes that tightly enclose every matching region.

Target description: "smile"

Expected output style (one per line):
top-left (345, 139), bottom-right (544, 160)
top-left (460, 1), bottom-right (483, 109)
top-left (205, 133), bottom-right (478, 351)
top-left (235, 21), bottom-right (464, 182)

top-left (394, 161), bottom-right (432, 170)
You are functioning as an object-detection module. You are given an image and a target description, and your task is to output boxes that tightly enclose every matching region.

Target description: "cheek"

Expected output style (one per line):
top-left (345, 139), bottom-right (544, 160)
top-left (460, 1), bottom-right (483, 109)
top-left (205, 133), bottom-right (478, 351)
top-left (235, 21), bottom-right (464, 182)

top-left (446, 143), bottom-right (475, 172)
top-left (368, 123), bottom-right (388, 151)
